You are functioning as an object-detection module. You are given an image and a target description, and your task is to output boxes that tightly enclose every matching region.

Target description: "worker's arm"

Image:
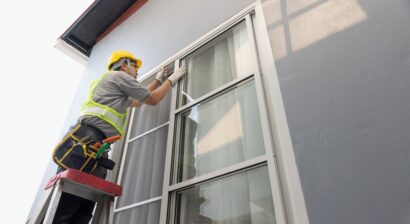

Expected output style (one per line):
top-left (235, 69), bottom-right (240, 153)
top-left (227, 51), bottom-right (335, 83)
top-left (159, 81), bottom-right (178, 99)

top-left (129, 80), bottom-right (170, 107)
top-left (146, 80), bottom-right (161, 92)
top-left (130, 99), bottom-right (143, 107)
top-left (143, 80), bottom-right (172, 105)
top-left (145, 67), bottom-right (167, 92)
top-left (129, 67), bottom-right (169, 107)
top-left (143, 65), bottom-right (187, 106)
top-left (129, 78), bottom-right (162, 107)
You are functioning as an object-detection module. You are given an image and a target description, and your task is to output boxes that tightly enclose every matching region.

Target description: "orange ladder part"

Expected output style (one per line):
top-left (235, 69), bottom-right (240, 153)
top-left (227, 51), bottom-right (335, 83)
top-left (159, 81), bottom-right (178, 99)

top-left (28, 169), bottom-right (122, 224)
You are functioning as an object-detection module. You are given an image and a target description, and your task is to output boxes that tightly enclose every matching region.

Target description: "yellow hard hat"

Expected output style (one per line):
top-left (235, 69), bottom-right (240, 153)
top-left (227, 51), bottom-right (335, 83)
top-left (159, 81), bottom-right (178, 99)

top-left (107, 50), bottom-right (142, 70)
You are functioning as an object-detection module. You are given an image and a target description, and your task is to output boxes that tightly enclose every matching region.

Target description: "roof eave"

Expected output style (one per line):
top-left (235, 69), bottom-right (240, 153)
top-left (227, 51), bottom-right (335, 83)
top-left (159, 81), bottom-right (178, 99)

top-left (55, 38), bottom-right (88, 65)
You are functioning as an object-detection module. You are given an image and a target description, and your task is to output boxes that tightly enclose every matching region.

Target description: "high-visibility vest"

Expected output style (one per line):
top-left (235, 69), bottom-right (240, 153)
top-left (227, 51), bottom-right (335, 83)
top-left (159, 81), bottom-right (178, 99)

top-left (80, 72), bottom-right (127, 136)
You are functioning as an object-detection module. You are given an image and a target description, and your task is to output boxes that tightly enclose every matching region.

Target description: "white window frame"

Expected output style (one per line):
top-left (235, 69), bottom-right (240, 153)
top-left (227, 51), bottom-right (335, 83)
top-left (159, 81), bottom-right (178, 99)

top-left (110, 1), bottom-right (309, 224)
top-left (159, 5), bottom-right (286, 224)
top-left (113, 112), bottom-right (169, 215)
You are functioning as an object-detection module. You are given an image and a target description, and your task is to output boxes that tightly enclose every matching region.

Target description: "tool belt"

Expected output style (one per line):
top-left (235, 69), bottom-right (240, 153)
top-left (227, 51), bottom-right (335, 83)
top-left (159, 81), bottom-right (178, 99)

top-left (52, 124), bottom-right (115, 174)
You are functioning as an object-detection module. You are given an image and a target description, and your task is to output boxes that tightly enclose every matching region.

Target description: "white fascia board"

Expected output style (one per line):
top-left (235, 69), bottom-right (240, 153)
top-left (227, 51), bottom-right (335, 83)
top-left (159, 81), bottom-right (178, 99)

top-left (54, 38), bottom-right (88, 65)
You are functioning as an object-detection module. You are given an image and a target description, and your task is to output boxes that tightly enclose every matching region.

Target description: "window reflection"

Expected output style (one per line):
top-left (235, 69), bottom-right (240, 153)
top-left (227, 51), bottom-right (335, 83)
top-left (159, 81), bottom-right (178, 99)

top-left (178, 20), bottom-right (253, 107)
top-left (174, 166), bottom-right (276, 224)
top-left (114, 201), bottom-right (161, 224)
top-left (175, 80), bottom-right (265, 183)
top-left (118, 126), bottom-right (168, 207)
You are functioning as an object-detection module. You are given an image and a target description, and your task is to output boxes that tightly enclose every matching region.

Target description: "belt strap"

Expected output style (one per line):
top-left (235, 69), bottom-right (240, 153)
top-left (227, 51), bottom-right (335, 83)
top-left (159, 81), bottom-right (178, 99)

top-left (79, 123), bottom-right (107, 140)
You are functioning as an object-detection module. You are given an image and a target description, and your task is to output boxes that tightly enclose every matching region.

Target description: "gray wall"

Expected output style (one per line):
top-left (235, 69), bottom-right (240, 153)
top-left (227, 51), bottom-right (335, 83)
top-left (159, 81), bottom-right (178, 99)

top-left (263, 0), bottom-right (410, 223)
top-left (86, 0), bottom-right (255, 74)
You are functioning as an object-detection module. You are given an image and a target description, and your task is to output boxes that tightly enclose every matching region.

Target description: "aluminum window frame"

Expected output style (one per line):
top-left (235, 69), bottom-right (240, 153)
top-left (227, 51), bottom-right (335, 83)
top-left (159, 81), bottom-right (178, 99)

top-left (112, 76), bottom-right (172, 217)
top-left (159, 6), bottom-right (286, 224)
top-left (171, 162), bottom-right (273, 224)
top-left (172, 76), bottom-right (264, 184)
top-left (111, 1), bottom-right (309, 224)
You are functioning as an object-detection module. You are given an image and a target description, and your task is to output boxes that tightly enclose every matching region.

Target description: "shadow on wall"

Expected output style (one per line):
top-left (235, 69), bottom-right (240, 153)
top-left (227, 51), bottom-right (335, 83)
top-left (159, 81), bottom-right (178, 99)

top-left (268, 0), bottom-right (368, 60)
top-left (264, 0), bottom-right (410, 224)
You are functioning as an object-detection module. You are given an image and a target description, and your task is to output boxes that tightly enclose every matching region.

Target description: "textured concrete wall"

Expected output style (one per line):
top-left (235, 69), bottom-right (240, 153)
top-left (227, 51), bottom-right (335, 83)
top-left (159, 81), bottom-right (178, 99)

top-left (262, 0), bottom-right (410, 223)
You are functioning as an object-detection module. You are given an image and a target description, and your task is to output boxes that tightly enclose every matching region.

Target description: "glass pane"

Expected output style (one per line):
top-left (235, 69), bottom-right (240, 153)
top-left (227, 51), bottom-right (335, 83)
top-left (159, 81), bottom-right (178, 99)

top-left (178, 20), bottom-right (253, 106)
top-left (129, 89), bottom-right (172, 138)
top-left (173, 79), bottom-right (265, 183)
top-left (114, 201), bottom-right (161, 224)
top-left (172, 166), bottom-right (276, 224)
top-left (117, 126), bottom-right (168, 207)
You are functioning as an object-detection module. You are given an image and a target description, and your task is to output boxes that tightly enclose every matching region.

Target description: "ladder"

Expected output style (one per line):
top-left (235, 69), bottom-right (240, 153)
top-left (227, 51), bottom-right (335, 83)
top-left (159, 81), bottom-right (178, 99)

top-left (28, 169), bottom-right (122, 224)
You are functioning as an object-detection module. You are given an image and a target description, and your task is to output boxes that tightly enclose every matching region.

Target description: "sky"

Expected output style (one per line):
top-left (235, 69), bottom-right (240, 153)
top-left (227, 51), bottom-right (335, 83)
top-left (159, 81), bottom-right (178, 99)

top-left (0, 1), bottom-right (94, 223)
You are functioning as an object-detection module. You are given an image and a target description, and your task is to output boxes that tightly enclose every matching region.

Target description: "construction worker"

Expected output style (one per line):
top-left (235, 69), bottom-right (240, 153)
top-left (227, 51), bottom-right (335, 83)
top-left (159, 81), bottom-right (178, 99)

top-left (49, 50), bottom-right (186, 224)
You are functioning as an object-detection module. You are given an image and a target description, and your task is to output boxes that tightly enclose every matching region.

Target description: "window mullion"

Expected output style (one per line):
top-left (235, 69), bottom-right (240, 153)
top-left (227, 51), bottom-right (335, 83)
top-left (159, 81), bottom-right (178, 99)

top-left (114, 196), bottom-right (162, 213)
top-left (127, 122), bottom-right (169, 143)
top-left (174, 73), bottom-right (254, 114)
top-left (159, 59), bottom-right (180, 224)
top-left (245, 13), bottom-right (287, 224)
top-left (117, 107), bottom-right (136, 185)
top-left (169, 155), bottom-right (268, 192)
top-left (113, 107), bottom-right (136, 210)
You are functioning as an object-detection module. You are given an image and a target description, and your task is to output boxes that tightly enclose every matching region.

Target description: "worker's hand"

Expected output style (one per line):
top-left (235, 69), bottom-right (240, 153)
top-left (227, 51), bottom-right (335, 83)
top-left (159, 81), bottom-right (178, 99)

top-left (167, 65), bottom-right (187, 86)
top-left (155, 67), bottom-right (167, 84)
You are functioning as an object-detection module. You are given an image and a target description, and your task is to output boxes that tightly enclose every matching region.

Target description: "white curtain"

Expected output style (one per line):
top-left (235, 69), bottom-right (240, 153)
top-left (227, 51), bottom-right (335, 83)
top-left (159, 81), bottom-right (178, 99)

top-left (129, 90), bottom-right (171, 138)
top-left (178, 20), bottom-right (263, 182)
top-left (117, 126), bottom-right (168, 207)
top-left (180, 81), bottom-right (265, 181)
top-left (183, 20), bottom-right (252, 103)
top-left (174, 21), bottom-right (274, 223)
top-left (177, 166), bottom-right (276, 224)
top-left (114, 201), bottom-right (161, 224)
top-left (114, 122), bottom-right (168, 223)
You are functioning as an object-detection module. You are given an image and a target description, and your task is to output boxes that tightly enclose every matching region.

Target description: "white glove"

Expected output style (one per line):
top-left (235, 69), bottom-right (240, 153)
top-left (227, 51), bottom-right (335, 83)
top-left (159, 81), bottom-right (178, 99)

top-left (155, 67), bottom-right (167, 84)
top-left (167, 65), bottom-right (187, 86)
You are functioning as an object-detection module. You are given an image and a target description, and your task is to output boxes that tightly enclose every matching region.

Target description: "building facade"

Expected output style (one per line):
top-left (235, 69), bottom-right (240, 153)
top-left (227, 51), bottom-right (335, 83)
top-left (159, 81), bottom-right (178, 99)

top-left (28, 0), bottom-right (410, 223)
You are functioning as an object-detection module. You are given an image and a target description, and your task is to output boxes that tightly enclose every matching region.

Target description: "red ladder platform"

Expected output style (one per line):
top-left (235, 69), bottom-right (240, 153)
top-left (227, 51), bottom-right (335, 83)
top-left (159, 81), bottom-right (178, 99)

top-left (28, 169), bottom-right (122, 224)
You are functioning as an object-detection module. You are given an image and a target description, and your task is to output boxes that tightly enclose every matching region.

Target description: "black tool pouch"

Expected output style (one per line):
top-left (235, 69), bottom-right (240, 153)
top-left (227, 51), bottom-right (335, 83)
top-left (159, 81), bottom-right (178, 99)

top-left (52, 124), bottom-right (112, 173)
top-left (98, 157), bottom-right (116, 170)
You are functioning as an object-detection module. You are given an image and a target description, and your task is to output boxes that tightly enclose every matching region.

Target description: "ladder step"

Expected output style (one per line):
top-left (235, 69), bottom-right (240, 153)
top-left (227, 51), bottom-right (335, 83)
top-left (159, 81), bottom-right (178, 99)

top-left (28, 169), bottom-right (122, 224)
top-left (45, 169), bottom-right (122, 197)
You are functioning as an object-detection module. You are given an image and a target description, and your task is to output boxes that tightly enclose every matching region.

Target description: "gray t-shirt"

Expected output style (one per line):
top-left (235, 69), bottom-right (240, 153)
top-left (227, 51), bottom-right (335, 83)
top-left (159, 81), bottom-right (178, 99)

top-left (78, 71), bottom-right (150, 137)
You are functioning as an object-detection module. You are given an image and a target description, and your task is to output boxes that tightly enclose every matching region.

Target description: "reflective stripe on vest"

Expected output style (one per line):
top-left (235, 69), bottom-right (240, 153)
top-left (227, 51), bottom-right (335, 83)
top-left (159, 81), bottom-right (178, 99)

top-left (80, 72), bottom-right (127, 136)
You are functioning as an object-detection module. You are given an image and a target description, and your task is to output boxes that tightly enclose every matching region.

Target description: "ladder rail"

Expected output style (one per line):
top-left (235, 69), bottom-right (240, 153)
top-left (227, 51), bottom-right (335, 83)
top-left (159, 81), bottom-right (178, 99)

top-left (28, 187), bottom-right (53, 224)
top-left (43, 183), bottom-right (63, 224)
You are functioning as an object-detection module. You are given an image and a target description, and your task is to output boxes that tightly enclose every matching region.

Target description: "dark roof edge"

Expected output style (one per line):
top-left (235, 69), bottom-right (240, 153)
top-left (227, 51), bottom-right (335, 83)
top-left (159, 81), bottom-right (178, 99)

top-left (55, 38), bottom-right (88, 65)
top-left (96, 0), bottom-right (148, 43)
top-left (59, 1), bottom-right (100, 42)
top-left (57, 0), bottom-right (147, 62)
